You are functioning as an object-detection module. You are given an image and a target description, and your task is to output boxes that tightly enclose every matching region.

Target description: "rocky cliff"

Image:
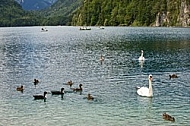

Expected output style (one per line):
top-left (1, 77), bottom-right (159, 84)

top-left (155, 0), bottom-right (190, 27)
top-left (178, 0), bottom-right (190, 27)
top-left (72, 0), bottom-right (190, 27)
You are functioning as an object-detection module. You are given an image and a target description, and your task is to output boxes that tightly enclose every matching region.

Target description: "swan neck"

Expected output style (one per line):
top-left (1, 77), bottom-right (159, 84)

top-left (141, 52), bottom-right (143, 57)
top-left (149, 79), bottom-right (153, 96)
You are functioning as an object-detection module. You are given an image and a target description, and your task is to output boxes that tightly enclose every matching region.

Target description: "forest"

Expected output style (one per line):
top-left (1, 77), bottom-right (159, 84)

top-left (0, 0), bottom-right (82, 26)
top-left (72, 0), bottom-right (190, 27)
top-left (0, 0), bottom-right (41, 26)
top-left (0, 0), bottom-right (190, 27)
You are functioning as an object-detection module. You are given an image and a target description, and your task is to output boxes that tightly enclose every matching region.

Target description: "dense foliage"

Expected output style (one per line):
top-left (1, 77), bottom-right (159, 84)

top-left (72, 0), bottom-right (190, 26)
top-left (0, 0), bottom-right (81, 27)
top-left (15, 0), bottom-right (57, 10)
top-left (39, 0), bottom-right (82, 26)
top-left (0, 0), bottom-right (41, 27)
top-left (1, 0), bottom-right (190, 27)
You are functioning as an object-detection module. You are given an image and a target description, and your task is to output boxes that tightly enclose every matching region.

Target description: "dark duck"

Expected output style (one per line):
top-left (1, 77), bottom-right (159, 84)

top-left (16, 85), bottom-right (24, 92)
top-left (33, 79), bottom-right (39, 85)
top-left (33, 91), bottom-right (47, 100)
top-left (51, 88), bottom-right (64, 95)
top-left (163, 112), bottom-right (175, 122)
top-left (169, 74), bottom-right (178, 79)
top-left (73, 84), bottom-right (83, 92)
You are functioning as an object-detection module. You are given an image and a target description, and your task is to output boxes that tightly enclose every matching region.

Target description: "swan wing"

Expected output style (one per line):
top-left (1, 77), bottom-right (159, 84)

top-left (137, 87), bottom-right (149, 97)
top-left (138, 56), bottom-right (145, 61)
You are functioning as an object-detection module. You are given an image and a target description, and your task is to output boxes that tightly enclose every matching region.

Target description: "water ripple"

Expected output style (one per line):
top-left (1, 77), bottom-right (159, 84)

top-left (0, 26), bottom-right (190, 125)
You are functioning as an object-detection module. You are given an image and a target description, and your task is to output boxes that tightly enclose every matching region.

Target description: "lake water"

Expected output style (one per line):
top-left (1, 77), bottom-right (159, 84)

top-left (0, 26), bottom-right (190, 126)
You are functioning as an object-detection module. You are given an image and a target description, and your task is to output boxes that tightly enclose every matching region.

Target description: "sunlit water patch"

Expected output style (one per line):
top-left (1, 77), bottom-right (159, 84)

top-left (0, 26), bottom-right (190, 125)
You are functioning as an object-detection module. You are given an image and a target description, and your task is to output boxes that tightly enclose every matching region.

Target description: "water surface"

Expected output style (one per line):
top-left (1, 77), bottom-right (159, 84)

top-left (0, 26), bottom-right (190, 126)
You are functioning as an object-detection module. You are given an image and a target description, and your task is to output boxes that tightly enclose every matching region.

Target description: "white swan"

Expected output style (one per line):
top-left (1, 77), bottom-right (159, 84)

top-left (136, 75), bottom-right (153, 97)
top-left (138, 50), bottom-right (145, 61)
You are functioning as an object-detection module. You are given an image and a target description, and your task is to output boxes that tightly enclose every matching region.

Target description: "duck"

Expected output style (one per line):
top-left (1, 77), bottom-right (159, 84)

top-left (73, 84), bottom-right (83, 92)
top-left (169, 74), bottom-right (178, 79)
top-left (162, 112), bottom-right (175, 122)
top-left (99, 26), bottom-right (105, 29)
top-left (87, 93), bottom-right (94, 100)
top-left (51, 88), bottom-right (64, 95)
top-left (136, 74), bottom-right (153, 98)
top-left (33, 91), bottom-right (47, 100)
top-left (41, 27), bottom-right (48, 32)
top-left (138, 50), bottom-right (145, 61)
top-left (66, 80), bottom-right (73, 88)
top-left (33, 79), bottom-right (39, 85)
top-left (100, 54), bottom-right (104, 62)
top-left (16, 85), bottom-right (24, 92)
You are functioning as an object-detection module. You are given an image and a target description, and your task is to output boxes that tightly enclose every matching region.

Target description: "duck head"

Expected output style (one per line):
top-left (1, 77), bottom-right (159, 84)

top-left (61, 88), bottom-right (64, 93)
top-left (79, 84), bottom-right (83, 88)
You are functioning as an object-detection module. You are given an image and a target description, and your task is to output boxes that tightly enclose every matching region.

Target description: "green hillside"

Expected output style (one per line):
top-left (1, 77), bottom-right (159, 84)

top-left (0, 0), bottom-right (41, 27)
top-left (40, 0), bottom-right (83, 25)
top-left (0, 0), bottom-right (81, 27)
top-left (1, 0), bottom-right (190, 27)
top-left (71, 0), bottom-right (190, 27)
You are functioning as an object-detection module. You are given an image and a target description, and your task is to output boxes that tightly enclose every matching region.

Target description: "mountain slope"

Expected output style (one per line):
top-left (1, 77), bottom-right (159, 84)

top-left (0, 0), bottom-right (82, 26)
top-left (71, 0), bottom-right (190, 27)
top-left (2, 0), bottom-right (189, 27)
top-left (40, 0), bottom-right (83, 25)
top-left (0, 0), bottom-right (41, 26)
top-left (15, 0), bottom-right (57, 10)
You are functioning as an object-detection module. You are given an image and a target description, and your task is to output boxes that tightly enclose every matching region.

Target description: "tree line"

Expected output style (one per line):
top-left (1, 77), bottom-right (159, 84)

top-left (71, 0), bottom-right (190, 27)
top-left (0, 0), bottom-right (190, 27)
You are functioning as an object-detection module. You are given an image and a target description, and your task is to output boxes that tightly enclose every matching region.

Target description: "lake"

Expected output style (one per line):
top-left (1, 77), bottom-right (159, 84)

top-left (0, 26), bottom-right (190, 126)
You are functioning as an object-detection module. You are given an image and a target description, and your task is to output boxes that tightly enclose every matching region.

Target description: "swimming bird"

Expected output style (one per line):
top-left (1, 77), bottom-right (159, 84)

top-left (136, 75), bottom-right (153, 97)
top-left (73, 84), bottom-right (83, 92)
top-left (33, 79), bottom-right (39, 85)
top-left (66, 80), bottom-right (73, 88)
top-left (41, 27), bottom-right (48, 32)
top-left (100, 54), bottom-right (104, 62)
top-left (51, 88), bottom-right (64, 95)
top-left (163, 112), bottom-right (175, 122)
top-left (33, 91), bottom-right (47, 100)
top-left (169, 74), bottom-right (178, 79)
top-left (138, 50), bottom-right (145, 61)
top-left (87, 93), bottom-right (94, 100)
top-left (16, 85), bottom-right (24, 92)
